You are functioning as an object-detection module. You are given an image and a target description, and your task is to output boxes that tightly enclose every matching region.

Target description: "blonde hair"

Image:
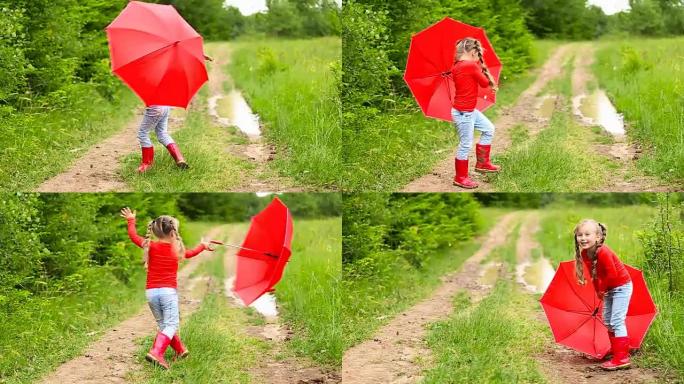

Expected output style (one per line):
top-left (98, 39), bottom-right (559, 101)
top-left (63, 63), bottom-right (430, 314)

top-left (455, 37), bottom-right (496, 88)
top-left (142, 215), bottom-right (186, 268)
top-left (573, 219), bottom-right (607, 285)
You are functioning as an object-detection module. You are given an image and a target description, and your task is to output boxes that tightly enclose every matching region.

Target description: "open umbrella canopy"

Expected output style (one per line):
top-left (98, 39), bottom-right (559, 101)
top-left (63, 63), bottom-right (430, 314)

top-left (540, 261), bottom-right (657, 358)
top-left (231, 197), bottom-right (294, 306)
top-left (404, 17), bottom-right (502, 122)
top-left (105, 1), bottom-right (208, 108)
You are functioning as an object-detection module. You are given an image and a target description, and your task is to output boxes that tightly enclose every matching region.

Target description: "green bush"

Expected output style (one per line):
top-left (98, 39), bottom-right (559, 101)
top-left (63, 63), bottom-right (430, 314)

top-left (343, 193), bottom-right (481, 276)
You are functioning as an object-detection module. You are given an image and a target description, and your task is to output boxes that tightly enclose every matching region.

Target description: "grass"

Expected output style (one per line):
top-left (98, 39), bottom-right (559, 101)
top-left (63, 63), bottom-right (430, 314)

top-left (423, 280), bottom-right (546, 383)
top-left (593, 37), bottom-right (684, 185)
top-left (120, 84), bottom-right (255, 192)
top-left (130, 293), bottom-right (268, 384)
top-left (0, 269), bottom-right (147, 384)
top-left (341, 40), bottom-right (563, 191)
top-left (536, 203), bottom-right (684, 379)
top-left (0, 83), bottom-right (139, 191)
top-left (423, 219), bottom-right (546, 383)
top-left (489, 52), bottom-right (615, 191)
top-left (341, 208), bottom-right (511, 350)
top-left (229, 37), bottom-right (341, 190)
top-left (276, 217), bottom-right (342, 367)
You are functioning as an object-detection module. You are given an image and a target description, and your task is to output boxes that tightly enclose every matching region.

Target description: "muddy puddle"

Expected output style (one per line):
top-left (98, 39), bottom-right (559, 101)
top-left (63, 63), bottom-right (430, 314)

top-left (209, 91), bottom-right (261, 138)
top-left (537, 95), bottom-right (556, 119)
top-left (572, 89), bottom-right (625, 136)
top-left (224, 276), bottom-right (278, 319)
top-left (480, 262), bottom-right (501, 286)
top-left (516, 257), bottom-right (555, 294)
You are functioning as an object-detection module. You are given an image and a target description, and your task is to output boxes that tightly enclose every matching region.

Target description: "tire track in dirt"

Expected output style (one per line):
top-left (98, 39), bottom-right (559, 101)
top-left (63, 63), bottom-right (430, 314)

top-left (341, 213), bottom-right (519, 384)
top-left (403, 44), bottom-right (574, 192)
top-left (513, 212), bottom-right (665, 384)
top-left (38, 225), bottom-right (233, 384)
top-left (220, 224), bottom-right (340, 384)
top-left (569, 44), bottom-right (674, 192)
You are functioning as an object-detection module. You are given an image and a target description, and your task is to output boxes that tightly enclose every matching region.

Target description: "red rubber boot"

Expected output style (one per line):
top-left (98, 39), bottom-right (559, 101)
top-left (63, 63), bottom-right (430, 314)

top-left (145, 332), bottom-right (171, 369)
top-left (453, 159), bottom-right (478, 189)
top-left (475, 144), bottom-right (501, 173)
top-left (169, 334), bottom-right (189, 360)
top-left (137, 146), bottom-right (154, 173)
top-left (165, 143), bottom-right (189, 169)
top-left (601, 336), bottom-right (631, 370)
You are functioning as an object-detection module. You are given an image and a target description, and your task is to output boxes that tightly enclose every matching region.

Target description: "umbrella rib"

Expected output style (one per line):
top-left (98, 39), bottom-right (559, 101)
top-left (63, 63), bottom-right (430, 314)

top-left (111, 40), bottom-right (177, 73)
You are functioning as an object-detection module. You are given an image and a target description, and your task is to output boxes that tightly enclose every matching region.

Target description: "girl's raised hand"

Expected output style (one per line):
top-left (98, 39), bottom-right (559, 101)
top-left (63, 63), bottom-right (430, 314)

top-left (120, 207), bottom-right (136, 220)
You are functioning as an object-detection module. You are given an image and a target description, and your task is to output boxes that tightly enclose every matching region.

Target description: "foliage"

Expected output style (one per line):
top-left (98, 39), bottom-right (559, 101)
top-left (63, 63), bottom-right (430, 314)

top-left (343, 193), bottom-right (481, 274)
top-left (637, 194), bottom-right (683, 292)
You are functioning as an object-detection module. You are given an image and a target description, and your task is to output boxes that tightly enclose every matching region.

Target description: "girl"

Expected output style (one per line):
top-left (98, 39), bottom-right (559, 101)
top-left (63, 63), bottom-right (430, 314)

top-left (136, 55), bottom-right (213, 173)
top-left (574, 219), bottom-right (633, 370)
top-left (450, 38), bottom-right (500, 189)
top-left (120, 207), bottom-right (215, 369)
top-left (136, 106), bottom-right (188, 173)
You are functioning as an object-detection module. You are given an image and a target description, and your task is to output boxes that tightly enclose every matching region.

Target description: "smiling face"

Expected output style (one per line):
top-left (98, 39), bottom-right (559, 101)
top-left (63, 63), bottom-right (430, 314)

top-left (575, 222), bottom-right (601, 250)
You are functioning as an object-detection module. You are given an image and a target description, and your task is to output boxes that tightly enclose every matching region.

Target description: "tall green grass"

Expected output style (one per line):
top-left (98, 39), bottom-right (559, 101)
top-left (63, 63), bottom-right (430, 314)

top-left (0, 84), bottom-right (139, 191)
top-left (424, 280), bottom-right (546, 383)
top-left (229, 37), bottom-right (341, 189)
top-left (341, 40), bottom-right (563, 191)
top-left (277, 217), bottom-right (342, 367)
top-left (0, 269), bottom-right (147, 384)
top-left (536, 204), bottom-right (684, 378)
top-left (594, 37), bottom-right (684, 184)
top-left (341, 208), bottom-right (510, 350)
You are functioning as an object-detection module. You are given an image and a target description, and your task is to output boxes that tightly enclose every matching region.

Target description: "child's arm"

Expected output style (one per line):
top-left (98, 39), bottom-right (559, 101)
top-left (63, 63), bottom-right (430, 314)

top-left (184, 238), bottom-right (215, 259)
top-left (120, 207), bottom-right (144, 248)
top-left (469, 62), bottom-right (491, 88)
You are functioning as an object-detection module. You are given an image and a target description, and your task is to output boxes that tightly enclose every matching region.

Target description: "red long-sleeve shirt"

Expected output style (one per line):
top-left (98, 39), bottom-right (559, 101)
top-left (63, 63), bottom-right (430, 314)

top-left (127, 218), bottom-right (205, 289)
top-left (581, 245), bottom-right (631, 295)
top-left (451, 60), bottom-right (491, 112)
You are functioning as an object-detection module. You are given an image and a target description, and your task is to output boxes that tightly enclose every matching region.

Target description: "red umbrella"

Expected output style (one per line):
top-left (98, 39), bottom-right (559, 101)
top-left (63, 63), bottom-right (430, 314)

top-left (212, 198), bottom-right (293, 306)
top-left (105, 1), bottom-right (208, 108)
top-left (540, 261), bottom-right (657, 358)
top-left (404, 17), bottom-right (502, 122)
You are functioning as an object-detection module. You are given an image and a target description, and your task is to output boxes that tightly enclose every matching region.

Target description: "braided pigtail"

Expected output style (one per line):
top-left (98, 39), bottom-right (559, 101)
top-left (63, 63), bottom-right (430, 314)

top-left (474, 40), bottom-right (496, 89)
top-left (142, 220), bottom-right (154, 270)
top-left (170, 219), bottom-right (186, 261)
top-left (574, 234), bottom-right (585, 285)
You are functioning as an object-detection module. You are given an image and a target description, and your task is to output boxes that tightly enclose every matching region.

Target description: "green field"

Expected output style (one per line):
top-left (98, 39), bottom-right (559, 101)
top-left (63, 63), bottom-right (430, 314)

top-left (230, 37), bottom-right (341, 189)
top-left (594, 37), bottom-right (684, 184)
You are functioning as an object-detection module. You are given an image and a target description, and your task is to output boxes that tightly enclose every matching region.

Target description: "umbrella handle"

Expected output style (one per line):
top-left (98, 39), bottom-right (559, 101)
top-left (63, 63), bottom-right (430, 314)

top-left (209, 240), bottom-right (279, 259)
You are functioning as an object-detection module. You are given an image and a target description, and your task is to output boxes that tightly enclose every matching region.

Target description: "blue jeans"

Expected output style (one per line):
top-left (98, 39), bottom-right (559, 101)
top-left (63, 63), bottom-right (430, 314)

top-left (146, 287), bottom-right (180, 339)
top-left (603, 281), bottom-right (633, 337)
top-left (138, 106), bottom-right (175, 148)
top-left (452, 108), bottom-right (495, 160)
